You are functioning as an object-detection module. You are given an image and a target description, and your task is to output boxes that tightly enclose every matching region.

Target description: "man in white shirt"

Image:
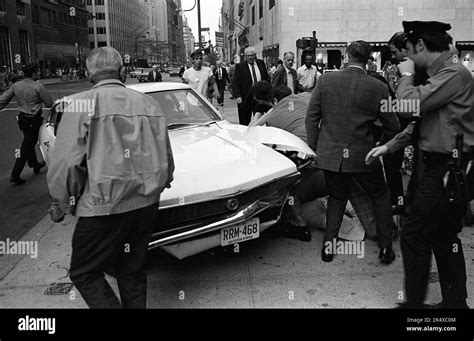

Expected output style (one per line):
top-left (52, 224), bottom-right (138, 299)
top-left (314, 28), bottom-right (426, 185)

top-left (297, 54), bottom-right (321, 92)
top-left (182, 50), bottom-right (212, 97)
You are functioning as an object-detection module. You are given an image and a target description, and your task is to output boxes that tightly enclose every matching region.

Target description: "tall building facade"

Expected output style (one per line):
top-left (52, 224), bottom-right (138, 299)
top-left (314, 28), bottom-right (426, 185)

top-left (32, 0), bottom-right (90, 77)
top-left (182, 16), bottom-right (195, 60)
top-left (0, 0), bottom-right (36, 72)
top-left (86, 0), bottom-right (148, 65)
top-left (222, 0), bottom-right (474, 71)
top-left (166, 0), bottom-right (185, 64)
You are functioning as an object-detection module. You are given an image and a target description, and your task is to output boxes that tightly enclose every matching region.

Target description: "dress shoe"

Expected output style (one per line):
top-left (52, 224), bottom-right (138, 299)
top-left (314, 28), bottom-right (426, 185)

top-left (321, 247), bottom-right (334, 263)
top-left (282, 225), bottom-right (311, 242)
top-left (395, 302), bottom-right (431, 309)
top-left (379, 247), bottom-right (395, 264)
top-left (429, 300), bottom-right (470, 309)
top-left (10, 176), bottom-right (26, 185)
top-left (33, 161), bottom-right (46, 175)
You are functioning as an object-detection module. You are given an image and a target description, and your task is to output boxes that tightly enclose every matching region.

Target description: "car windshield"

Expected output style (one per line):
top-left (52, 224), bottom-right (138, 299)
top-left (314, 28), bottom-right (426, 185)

top-left (147, 89), bottom-right (221, 127)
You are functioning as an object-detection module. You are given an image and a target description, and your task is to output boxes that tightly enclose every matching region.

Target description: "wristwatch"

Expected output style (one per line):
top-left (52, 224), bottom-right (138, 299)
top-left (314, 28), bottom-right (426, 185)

top-left (401, 72), bottom-right (413, 77)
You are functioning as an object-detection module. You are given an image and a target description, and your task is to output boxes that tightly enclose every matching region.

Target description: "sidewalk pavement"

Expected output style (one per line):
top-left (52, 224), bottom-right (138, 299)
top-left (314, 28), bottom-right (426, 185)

top-left (1, 207), bottom-right (473, 308)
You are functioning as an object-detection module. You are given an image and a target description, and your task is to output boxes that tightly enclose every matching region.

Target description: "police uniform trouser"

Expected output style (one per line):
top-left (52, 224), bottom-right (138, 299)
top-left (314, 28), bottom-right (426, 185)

top-left (69, 204), bottom-right (158, 309)
top-left (401, 153), bottom-right (467, 305)
top-left (11, 113), bottom-right (43, 178)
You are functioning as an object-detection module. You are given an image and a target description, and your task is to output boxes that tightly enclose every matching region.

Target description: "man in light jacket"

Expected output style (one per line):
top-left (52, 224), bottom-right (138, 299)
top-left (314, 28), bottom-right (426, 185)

top-left (47, 47), bottom-right (174, 309)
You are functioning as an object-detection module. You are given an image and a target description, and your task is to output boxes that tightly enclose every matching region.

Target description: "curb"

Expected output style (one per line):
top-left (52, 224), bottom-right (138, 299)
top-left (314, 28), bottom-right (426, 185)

top-left (40, 79), bottom-right (84, 86)
top-left (0, 214), bottom-right (55, 281)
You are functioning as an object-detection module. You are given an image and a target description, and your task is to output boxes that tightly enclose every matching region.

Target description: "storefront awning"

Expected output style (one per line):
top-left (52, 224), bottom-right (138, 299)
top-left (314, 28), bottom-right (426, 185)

top-left (317, 42), bottom-right (347, 48)
top-left (456, 41), bottom-right (474, 49)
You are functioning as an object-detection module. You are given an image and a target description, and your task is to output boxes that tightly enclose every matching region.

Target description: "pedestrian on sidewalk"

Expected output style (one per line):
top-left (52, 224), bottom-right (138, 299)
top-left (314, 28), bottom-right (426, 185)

top-left (47, 47), bottom-right (175, 309)
top-left (213, 61), bottom-right (230, 106)
top-left (0, 63), bottom-right (53, 185)
top-left (306, 40), bottom-right (400, 264)
top-left (182, 49), bottom-right (213, 98)
top-left (271, 51), bottom-right (304, 94)
top-left (231, 46), bottom-right (270, 125)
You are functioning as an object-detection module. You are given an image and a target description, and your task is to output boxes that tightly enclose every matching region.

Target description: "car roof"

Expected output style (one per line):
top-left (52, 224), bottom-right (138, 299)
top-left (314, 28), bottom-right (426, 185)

top-left (126, 82), bottom-right (192, 93)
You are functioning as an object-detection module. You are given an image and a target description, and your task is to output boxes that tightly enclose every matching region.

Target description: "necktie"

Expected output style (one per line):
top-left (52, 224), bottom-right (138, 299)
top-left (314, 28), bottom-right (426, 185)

top-left (250, 63), bottom-right (258, 85)
top-left (219, 68), bottom-right (222, 80)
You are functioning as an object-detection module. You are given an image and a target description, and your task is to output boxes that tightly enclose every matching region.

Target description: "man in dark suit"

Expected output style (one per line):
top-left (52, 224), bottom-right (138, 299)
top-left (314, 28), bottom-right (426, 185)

top-left (231, 47), bottom-right (270, 125)
top-left (305, 40), bottom-right (400, 264)
top-left (147, 65), bottom-right (162, 82)
top-left (271, 51), bottom-right (304, 94)
top-left (214, 61), bottom-right (230, 106)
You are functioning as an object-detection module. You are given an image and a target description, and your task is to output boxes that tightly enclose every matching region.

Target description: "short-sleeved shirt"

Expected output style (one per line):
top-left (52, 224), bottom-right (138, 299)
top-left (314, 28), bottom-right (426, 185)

top-left (183, 67), bottom-right (212, 96)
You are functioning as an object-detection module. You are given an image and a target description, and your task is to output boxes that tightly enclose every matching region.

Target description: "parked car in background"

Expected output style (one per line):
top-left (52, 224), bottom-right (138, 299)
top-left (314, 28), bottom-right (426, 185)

top-left (129, 68), bottom-right (144, 78)
top-left (137, 68), bottom-right (153, 82)
top-left (38, 83), bottom-right (316, 260)
top-left (169, 67), bottom-right (181, 77)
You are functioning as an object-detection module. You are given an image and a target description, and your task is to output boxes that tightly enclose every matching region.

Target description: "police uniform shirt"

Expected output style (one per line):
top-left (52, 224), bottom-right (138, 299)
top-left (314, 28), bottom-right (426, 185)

top-left (396, 51), bottom-right (474, 154)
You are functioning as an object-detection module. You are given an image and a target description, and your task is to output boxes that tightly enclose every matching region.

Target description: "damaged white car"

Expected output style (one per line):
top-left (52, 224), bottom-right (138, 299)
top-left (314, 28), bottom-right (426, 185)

top-left (39, 83), bottom-right (316, 259)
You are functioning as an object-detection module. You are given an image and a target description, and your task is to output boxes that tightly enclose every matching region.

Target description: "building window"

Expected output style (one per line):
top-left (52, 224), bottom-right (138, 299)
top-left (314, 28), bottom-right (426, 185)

top-left (259, 0), bottom-right (263, 19)
top-left (96, 0), bottom-right (104, 5)
top-left (19, 30), bottom-right (30, 65)
top-left (16, 0), bottom-right (26, 16)
top-left (0, 28), bottom-right (11, 71)
top-left (0, 0), bottom-right (6, 12)
top-left (32, 5), bottom-right (40, 24)
top-left (269, 0), bottom-right (275, 10)
top-left (96, 12), bottom-right (105, 20)
top-left (251, 5), bottom-right (255, 25)
top-left (97, 27), bottom-right (106, 34)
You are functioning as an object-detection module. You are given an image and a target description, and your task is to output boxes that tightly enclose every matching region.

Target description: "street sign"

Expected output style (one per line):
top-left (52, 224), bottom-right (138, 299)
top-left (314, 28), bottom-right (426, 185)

top-left (201, 27), bottom-right (210, 32)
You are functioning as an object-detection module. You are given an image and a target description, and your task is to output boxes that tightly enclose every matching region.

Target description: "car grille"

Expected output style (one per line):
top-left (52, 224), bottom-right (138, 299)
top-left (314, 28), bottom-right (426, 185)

top-left (156, 175), bottom-right (299, 233)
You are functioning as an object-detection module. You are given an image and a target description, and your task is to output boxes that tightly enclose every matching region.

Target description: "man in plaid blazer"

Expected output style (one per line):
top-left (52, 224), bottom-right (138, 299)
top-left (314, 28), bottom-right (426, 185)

top-left (305, 40), bottom-right (400, 263)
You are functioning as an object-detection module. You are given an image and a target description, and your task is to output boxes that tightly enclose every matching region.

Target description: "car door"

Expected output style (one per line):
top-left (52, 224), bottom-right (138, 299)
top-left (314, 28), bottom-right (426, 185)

top-left (38, 102), bottom-right (63, 166)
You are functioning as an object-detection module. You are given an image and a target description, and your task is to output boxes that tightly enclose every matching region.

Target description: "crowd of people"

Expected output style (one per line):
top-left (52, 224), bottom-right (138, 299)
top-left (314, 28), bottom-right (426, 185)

top-left (2, 17), bottom-right (472, 310)
top-left (229, 20), bottom-right (474, 310)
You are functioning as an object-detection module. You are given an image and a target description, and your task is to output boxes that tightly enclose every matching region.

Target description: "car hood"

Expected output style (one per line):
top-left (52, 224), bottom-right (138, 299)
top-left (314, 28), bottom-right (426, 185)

top-left (160, 122), bottom-right (298, 207)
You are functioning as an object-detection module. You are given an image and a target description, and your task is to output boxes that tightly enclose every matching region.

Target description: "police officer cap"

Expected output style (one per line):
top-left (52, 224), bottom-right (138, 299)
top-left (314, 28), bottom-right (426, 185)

top-left (190, 49), bottom-right (203, 59)
top-left (22, 63), bottom-right (39, 74)
top-left (403, 21), bottom-right (451, 36)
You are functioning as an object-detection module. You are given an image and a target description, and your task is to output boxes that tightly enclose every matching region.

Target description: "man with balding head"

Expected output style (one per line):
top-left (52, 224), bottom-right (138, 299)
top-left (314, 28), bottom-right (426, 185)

top-left (231, 46), bottom-right (270, 125)
top-left (47, 47), bottom-right (174, 308)
top-left (306, 40), bottom-right (400, 264)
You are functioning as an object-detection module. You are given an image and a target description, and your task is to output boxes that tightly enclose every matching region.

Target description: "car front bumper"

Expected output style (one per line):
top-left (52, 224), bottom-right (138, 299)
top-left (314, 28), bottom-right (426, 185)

top-left (148, 173), bottom-right (300, 259)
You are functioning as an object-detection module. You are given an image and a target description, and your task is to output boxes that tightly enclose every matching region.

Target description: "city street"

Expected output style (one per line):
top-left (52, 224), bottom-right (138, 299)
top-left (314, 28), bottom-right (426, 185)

top-left (0, 73), bottom-right (473, 310)
top-left (0, 74), bottom-right (239, 244)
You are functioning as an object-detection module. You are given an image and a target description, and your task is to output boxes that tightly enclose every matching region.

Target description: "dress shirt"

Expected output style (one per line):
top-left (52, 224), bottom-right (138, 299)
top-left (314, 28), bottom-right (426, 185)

top-left (247, 62), bottom-right (261, 84)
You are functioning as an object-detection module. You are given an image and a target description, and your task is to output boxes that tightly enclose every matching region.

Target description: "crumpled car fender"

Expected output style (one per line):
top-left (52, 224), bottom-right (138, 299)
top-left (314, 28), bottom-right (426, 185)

top-left (245, 125), bottom-right (316, 160)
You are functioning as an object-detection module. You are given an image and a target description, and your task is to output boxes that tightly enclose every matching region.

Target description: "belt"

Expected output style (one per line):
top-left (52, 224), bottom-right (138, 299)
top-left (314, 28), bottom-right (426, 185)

top-left (19, 111), bottom-right (42, 118)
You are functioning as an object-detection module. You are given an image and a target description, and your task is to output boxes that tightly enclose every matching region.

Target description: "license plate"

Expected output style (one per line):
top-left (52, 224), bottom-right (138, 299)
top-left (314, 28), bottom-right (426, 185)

top-left (220, 218), bottom-right (260, 246)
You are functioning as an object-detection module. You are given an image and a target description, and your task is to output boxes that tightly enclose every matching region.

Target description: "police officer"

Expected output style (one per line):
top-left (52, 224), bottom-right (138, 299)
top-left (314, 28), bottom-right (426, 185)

top-left (0, 63), bottom-right (54, 184)
top-left (394, 21), bottom-right (473, 308)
